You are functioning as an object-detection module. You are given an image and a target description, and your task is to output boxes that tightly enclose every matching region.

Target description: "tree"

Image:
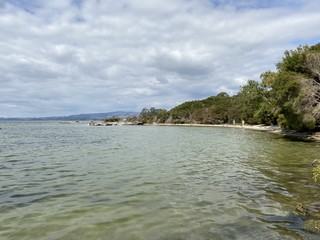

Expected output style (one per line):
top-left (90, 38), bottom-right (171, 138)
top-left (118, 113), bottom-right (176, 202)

top-left (139, 107), bottom-right (168, 123)
top-left (233, 80), bottom-right (272, 124)
top-left (276, 45), bottom-right (309, 74)
top-left (260, 44), bottom-right (320, 130)
top-left (306, 52), bottom-right (320, 80)
top-left (303, 52), bottom-right (320, 124)
top-left (104, 116), bottom-right (121, 122)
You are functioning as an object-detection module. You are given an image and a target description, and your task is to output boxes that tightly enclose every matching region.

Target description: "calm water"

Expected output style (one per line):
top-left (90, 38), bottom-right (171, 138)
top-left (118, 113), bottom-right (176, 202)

top-left (0, 122), bottom-right (320, 240)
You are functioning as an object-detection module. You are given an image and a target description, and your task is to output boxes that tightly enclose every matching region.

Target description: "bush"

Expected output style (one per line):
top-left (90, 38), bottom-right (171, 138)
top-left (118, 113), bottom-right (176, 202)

top-left (277, 114), bottom-right (287, 128)
top-left (104, 116), bottom-right (120, 122)
top-left (303, 114), bottom-right (316, 130)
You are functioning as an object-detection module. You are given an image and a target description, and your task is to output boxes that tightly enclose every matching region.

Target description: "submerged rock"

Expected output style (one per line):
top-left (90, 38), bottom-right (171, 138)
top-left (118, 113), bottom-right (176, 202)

top-left (295, 203), bottom-right (309, 216)
top-left (304, 219), bottom-right (320, 234)
top-left (295, 203), bottom-right (320, 234)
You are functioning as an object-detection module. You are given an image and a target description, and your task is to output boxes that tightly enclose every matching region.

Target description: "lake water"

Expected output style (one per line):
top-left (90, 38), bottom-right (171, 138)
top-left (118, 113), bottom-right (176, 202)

top-left (0, 122), bottom-right (320, 239)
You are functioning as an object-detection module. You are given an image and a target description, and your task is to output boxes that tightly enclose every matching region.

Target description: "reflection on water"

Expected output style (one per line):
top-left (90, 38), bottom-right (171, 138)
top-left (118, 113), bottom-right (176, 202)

top-left (0, 122), bottom-right (319, 239)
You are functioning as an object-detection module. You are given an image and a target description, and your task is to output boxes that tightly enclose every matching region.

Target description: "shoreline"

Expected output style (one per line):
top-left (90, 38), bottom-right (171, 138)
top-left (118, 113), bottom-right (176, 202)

top-left (87, 120), bottom-right (320, 142)
top-left (156, 123), bottom-right (280, 131)
top-left (154, 123), bottom-right (320, 142)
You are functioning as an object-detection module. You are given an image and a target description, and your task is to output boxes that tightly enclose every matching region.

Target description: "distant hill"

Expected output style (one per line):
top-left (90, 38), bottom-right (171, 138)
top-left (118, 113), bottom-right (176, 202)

top-left (0, 111), bottom-right (138, 121)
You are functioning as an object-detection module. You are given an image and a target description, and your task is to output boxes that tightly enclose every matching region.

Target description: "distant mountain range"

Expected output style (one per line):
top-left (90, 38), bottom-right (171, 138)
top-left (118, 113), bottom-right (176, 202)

top-left (0, 111), bottom-right (139, 121)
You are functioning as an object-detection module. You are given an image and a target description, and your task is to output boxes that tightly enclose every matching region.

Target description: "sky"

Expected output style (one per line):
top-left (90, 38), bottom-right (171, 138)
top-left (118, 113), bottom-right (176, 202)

top-left (1, 0), bottom-right (320, 117)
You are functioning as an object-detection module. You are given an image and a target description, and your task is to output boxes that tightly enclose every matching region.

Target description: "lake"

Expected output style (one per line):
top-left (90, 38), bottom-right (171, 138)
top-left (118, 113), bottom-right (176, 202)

top-left (0, 122), bottom-right (319, 239)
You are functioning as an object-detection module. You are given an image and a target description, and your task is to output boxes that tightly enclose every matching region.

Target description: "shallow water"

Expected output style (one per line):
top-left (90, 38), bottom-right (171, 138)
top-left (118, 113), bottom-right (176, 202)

top-left (0, 122), bottom-right (319, 239)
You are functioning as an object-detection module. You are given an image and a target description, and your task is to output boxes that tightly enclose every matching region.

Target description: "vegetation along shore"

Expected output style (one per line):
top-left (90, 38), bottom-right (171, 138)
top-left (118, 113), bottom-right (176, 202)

top-left (94, 43), bottom-right (320, 141)
top-left (128, 43), bottom-right (320, 140)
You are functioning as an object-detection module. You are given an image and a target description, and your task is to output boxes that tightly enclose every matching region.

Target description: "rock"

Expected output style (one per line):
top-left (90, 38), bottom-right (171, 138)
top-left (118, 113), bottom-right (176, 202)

top-left (312, 159), bottom-right (319, 167)
top-left (304, 219), bottom-right (320, 234)
top-left (295, 202), bottom-right (309, 216)
top-left (295, 203), bottom-right (320, 234)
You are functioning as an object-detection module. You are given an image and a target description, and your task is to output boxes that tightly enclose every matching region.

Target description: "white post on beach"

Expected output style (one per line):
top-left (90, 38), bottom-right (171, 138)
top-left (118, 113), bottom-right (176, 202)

top-left (233, 119), bottom-right (235, 125)
top-left (242, 120), bottom-right (244, 126)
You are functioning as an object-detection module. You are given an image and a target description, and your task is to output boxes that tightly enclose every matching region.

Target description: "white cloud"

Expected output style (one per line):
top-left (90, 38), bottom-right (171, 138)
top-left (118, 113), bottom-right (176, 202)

top-left (149, 48), bottom-right (213, 76)
top-left (0, 0), bottom-right (320, 117)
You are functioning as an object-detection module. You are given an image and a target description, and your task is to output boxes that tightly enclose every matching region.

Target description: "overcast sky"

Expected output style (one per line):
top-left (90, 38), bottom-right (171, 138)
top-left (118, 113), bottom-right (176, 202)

top-left (1, 0), bottom-right (320, 117)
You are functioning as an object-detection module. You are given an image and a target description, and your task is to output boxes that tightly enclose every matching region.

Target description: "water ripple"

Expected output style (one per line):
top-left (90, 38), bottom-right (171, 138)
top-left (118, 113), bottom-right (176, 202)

top-left (1, 123), bottom-right (320, 239)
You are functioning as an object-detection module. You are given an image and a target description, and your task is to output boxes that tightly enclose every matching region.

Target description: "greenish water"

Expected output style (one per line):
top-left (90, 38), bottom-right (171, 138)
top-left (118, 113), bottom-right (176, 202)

top-left (0, 122), bottom-right (319, 239)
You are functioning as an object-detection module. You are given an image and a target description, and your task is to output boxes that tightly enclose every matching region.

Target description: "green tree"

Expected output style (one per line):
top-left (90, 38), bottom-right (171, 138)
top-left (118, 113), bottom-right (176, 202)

top-left (233, 80), bottom-right (272, 124)
top-left (260, 43), bottom-right (320, 130)
top-left (104, 116), bottom-right (121, 122)
top-left (139, 107), bottom-right (168, 123)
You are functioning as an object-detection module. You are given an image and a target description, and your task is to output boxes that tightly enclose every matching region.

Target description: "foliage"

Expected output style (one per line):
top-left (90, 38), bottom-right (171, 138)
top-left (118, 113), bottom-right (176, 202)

top-left (138, 107), bottom-right (168, 123)
top-left (234, 80), bottom-right (270, 124)
top-left (104, 116), bottom-right (121, 122)
top-left (313, 163), bottom-right (320, 182)
top-left (259, 43), bottom-right (320, 130)
top-left (169, 93), bottom-right (231, 124)
top-left (276, 45), bottom-right (309, 74)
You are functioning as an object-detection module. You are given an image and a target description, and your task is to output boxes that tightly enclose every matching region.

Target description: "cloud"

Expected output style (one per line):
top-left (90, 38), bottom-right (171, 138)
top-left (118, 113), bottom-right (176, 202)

top-left (148, 48), bottom-right (213, 76)
top-left (155, 76), bottom-right (169, 85)
top-left (0, 0), bottom-right (320, 117)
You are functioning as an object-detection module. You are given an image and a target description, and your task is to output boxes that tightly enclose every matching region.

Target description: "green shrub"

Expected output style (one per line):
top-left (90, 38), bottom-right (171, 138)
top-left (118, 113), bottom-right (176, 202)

top-left (277, 114), bottom-right (287, 128)
top-left (302, 114), bottom-right (316, 130)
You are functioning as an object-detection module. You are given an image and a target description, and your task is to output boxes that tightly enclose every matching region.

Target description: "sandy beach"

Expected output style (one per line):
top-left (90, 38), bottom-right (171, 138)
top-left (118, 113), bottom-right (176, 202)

top-left (155, 123), bottom-right (320, 142)
top-left (89, 121), bottom-right (320, 142)
top-left (156, 123), bottom-right (280, 131)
